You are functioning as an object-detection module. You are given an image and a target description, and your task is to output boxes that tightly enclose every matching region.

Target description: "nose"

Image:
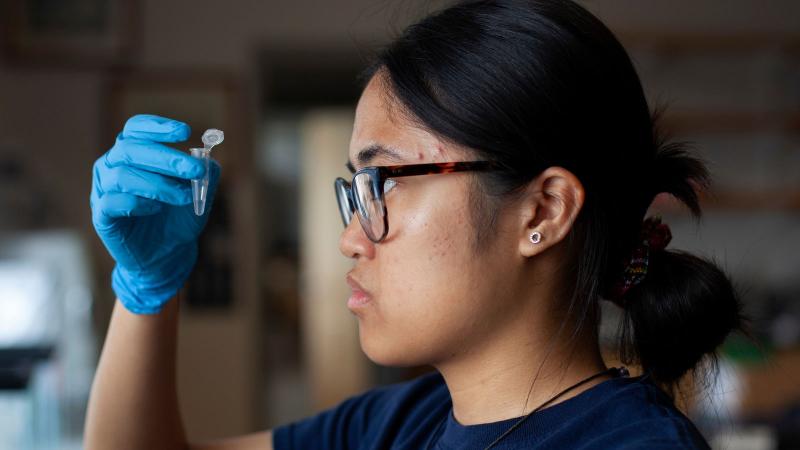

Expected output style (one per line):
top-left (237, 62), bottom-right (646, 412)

top-left (338, 215), bottom-right (375, 259)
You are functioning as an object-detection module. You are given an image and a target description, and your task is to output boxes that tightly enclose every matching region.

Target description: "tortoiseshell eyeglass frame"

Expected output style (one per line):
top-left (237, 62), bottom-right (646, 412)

top-left (334, 161), bottom-right (502, 243)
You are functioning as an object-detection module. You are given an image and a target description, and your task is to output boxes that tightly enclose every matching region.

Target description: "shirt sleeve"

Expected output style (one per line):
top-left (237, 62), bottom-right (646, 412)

top-left (583, 417), bottom-right (711, 450)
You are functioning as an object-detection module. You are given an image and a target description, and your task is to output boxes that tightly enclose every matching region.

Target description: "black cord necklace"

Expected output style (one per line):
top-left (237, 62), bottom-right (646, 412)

top-left (424, 366), bottom-right (629, 450)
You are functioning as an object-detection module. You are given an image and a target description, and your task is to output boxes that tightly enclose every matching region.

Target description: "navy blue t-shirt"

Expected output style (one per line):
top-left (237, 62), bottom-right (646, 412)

top-left (273, 370), bottom-right (710, 449)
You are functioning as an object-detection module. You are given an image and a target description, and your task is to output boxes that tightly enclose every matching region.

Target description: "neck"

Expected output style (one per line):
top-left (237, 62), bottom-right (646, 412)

top-left (435, 315), bottom-right (609, 425)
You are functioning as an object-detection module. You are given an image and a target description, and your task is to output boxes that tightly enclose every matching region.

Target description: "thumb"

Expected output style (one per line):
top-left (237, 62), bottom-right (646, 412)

top-left (92, 191), bottom-right (163, 230)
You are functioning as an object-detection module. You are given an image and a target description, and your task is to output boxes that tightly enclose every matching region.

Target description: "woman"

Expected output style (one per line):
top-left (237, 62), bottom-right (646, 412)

top-left (86, 0), bottom-right (746, 448)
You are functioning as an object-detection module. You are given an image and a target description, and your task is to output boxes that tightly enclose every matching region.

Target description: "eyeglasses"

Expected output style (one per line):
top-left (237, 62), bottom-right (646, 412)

top-left (334, 161), bottom-right (500, 243)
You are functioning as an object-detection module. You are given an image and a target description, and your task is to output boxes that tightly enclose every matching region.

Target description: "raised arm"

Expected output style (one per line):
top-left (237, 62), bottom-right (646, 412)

top-left (85, 114), bottom-right (273, 450)
top-left (84, 297), bottom-right (186, 449)
top-left (85, 297), bottom-right (273, 450)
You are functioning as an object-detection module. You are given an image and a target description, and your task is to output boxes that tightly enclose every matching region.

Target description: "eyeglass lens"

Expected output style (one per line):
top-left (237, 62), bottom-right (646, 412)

top-left (336, 172), bottom-right (386, 242)
top-left (353, 172), bottom-right (386, 242)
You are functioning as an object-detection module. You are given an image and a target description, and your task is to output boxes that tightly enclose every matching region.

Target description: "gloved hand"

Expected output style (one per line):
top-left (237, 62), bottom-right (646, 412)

top-left (90, 114), bottom-right (221, 314)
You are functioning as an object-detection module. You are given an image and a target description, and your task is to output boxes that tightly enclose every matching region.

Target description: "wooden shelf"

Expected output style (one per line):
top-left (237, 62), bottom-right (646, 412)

top-left (610, 31), bottom-right (800, 134)
top-left (660, 111), bottom-right (800, 134)
top-left (617, 31), bottom-right (800, 54)
top-left (651, 190), bottom-right (800, 212)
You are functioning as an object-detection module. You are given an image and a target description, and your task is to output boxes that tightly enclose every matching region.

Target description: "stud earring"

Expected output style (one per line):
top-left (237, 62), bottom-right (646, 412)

top-left (530, 231), bottom-right (542, 244)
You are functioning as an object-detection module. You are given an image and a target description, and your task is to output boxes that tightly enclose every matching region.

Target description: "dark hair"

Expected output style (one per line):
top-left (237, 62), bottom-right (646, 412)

top-left (358, 0), bottom-right (747, 391)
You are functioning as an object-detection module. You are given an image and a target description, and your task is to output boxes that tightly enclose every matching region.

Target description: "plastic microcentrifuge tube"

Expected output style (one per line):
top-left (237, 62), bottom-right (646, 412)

top-left (190, 128), bottom-right (224, 216)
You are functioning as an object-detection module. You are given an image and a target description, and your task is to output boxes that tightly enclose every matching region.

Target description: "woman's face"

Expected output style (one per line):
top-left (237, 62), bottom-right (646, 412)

top-left (339, 73), bottom-right (525, 367)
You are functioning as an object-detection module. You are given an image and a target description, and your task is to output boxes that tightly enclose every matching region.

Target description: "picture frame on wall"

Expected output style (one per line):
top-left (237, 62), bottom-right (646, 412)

top-left (0, 0), bottom-right (139, 67)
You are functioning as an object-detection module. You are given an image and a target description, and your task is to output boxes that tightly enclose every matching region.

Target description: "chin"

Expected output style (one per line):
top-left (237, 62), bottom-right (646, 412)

top-left (358, 324), bottom-right (433, 367)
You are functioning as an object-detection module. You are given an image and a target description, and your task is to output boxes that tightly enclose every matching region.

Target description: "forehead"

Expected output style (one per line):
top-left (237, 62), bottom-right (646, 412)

top-left (348, 73), bottom-right (451, 171)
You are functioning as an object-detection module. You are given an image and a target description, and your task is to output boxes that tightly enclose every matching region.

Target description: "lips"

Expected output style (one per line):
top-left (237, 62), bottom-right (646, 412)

top-left (346, 273), bottom-right (371, 296)
top-left (346, 273), bottom-right (372, 310)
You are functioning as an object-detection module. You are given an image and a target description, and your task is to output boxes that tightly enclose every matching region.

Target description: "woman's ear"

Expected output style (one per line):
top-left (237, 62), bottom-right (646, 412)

top-left (517, 166), bottom-right (585, 258)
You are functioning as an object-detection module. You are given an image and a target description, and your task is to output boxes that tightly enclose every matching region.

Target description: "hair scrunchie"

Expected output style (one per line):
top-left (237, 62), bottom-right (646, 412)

top-left (607, 215), bottom-right (672, 304)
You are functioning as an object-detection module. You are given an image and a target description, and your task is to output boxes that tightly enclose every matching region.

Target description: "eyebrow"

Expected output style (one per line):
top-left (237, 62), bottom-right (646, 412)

top-left (346, 143), bottom-right (407, 174)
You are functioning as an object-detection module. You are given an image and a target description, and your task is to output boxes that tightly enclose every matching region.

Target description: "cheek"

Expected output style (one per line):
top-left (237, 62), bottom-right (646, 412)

top-left (359, 184), bottom-right (490, 365)
top-left (383, 184), bottom-right (468, 309)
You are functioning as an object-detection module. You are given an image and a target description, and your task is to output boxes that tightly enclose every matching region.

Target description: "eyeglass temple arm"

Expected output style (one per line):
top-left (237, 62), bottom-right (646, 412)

top-left (380, 161), bottom-right (500, 178)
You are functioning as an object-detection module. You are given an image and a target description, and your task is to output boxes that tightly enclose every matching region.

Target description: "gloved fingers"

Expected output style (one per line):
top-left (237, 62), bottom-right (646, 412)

top-left (105, 136), bottom-right (205, 180)
top-left (121, 114), bottom-right (191, 143)
top-left (97, 161), bottom-right (192, 206)
top-left (91, 192), bottom-right (163, 228)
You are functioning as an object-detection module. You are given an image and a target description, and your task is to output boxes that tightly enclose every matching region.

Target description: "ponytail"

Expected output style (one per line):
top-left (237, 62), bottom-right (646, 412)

top-left (615, 137), bottom-right (748, 389)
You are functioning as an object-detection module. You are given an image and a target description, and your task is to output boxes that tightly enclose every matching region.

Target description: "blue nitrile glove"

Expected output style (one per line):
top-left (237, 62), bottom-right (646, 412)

top-left (90, 114), bottom-right (221, 314)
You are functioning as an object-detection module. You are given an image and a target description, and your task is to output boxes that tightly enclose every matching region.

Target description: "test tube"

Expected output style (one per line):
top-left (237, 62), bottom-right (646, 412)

top-left (190, 147), bottom-right (211, 215)
top-left (190, 128), bottom-right (224, 216)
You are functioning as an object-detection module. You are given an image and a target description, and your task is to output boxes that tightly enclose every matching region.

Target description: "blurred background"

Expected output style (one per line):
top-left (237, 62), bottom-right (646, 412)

top-left (0, 0), bottom-right (798, 449)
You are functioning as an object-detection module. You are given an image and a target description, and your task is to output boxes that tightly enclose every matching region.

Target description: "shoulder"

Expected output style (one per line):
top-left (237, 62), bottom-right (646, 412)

top-left (570, 375), bottom-right (710, 449)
